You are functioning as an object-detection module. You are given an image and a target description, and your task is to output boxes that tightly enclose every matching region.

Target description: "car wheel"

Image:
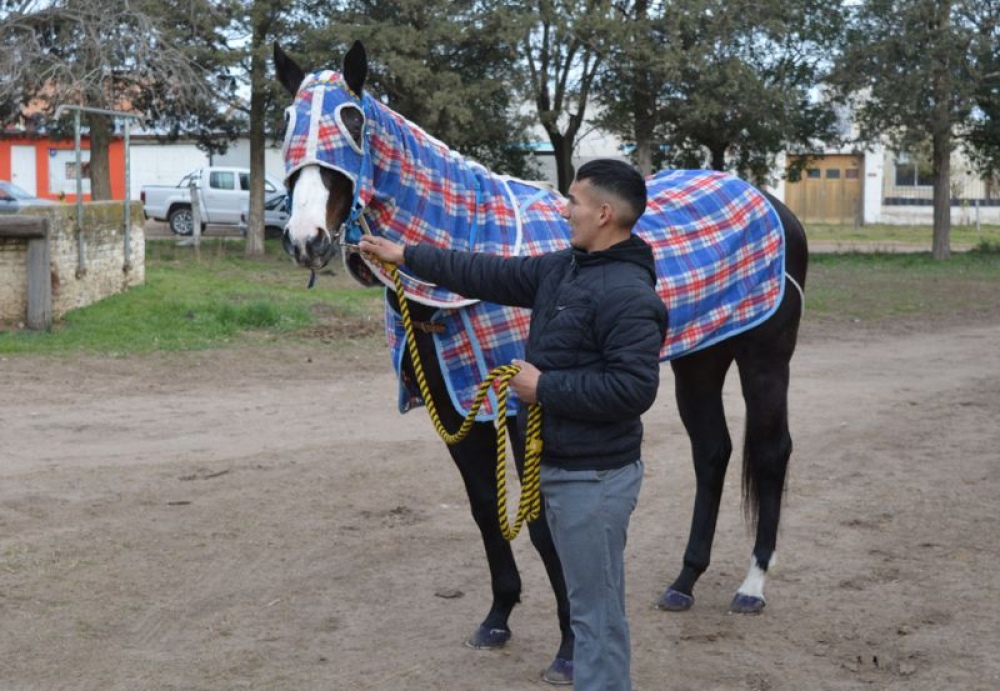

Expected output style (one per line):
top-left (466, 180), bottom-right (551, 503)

top-left (264, 225), bottom-right (285, 240)
top-left (168, 207), bottom-right (194, 236)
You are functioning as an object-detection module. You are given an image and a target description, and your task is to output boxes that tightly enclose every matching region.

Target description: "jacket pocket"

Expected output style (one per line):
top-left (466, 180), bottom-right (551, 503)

top-left (542, 288), bottom-right (595, 367)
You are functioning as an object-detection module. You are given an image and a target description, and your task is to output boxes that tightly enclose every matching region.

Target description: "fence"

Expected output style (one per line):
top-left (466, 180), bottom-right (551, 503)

top-left (0, 202), bottom-right (145, 329)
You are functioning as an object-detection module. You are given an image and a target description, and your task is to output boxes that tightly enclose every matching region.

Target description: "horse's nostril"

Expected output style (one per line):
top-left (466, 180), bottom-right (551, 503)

top-left (306, 229), bottom-right (334, 265)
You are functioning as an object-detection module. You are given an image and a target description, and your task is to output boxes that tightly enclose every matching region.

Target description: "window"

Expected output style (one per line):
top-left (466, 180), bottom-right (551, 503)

top-left (239, 173), bottom-right (250, 191)
top-left (209, 171), bottom-right (236, 190)
top-left (825, 169), bottom-right (841, 179)
top-left (48, 149), bottom-right (91, 195)
top-left (895, 154), bottom-right (933, 187)
top-left (65, 161), bottom-right (91, 180)
top-left (806, 169), bottom-right (821, 179)
top-left (845, 169), bottom-right (860, 180)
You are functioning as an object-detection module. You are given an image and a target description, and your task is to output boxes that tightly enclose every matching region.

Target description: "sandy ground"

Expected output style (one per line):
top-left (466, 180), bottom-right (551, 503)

top-left (2, 275), bottom-right (1000, 690)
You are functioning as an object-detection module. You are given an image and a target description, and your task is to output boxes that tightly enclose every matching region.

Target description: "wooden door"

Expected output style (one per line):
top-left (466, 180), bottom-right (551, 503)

top-left (784, 155), bottom-right (863, 225)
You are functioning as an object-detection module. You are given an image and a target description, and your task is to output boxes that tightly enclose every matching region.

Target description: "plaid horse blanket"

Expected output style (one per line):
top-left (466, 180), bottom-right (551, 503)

top-left (282, 71), bottom-right (785, 421)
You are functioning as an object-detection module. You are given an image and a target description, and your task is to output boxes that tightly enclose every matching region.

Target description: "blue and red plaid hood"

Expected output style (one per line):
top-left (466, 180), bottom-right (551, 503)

top-left (282, 70), bottom-right (375, 218)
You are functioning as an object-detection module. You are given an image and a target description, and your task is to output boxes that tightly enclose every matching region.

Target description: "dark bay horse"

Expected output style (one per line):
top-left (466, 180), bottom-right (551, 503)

top-left (274, 41), bottom-right (808, 684)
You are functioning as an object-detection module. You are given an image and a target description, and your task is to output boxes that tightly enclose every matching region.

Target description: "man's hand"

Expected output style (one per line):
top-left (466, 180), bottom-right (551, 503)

top-left (358, 236), bottom-right (405, 265)
top-left (510, 359), bottom-right (541, 404)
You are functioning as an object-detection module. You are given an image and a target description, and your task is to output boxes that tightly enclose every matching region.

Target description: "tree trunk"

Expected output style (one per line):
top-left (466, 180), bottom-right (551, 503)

top-left (631, 67), bottom-right (656, 176)
top-left (245, 6), bottom-right (270, 257)
top-left (88, 114), bottom-right (114, 201)
top-left (548, 131), bottom-right (575, 194)
top-left (931, 129), bottom-right (952, 260)
top-left (631, 0), bottom-right (654, 177)
top-left (930, 0), bottom-right (952, 261)
top-left (634, 140), bottom-right (653, 176)
top-left (710, 145), bottom-right (727, 172)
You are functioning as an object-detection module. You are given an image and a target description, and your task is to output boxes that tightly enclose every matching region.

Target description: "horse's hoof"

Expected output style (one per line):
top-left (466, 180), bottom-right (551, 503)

top-left (656, 588), bottom-right (694, 612)
top-left (730, 592), bottom-right (766, 614)
top-left (541, 657), bottom-right (573, 686)
top-left (464, 625), bottom-right (512, 649)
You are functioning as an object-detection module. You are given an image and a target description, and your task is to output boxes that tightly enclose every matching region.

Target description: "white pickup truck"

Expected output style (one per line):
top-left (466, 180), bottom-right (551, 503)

top-left (141, 167), bottom-right (285, 235)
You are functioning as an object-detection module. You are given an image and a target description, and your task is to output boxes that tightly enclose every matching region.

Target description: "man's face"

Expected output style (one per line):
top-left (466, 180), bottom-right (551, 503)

top-left (561, 178), bottom-right (608, 252)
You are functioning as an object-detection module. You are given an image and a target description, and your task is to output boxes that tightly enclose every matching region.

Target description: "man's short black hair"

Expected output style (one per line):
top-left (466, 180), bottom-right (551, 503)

top-left (575, 159), bottom-right (647, 228)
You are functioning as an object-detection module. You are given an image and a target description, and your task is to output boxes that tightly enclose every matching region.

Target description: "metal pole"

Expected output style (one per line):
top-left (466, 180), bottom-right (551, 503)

top-left (74, 109), bottom-right (86, 278)
top-left (190, 176), bottom-right (202, 246)
top-left (124, 119), bottom-right (132, 270)
top-left (55, 105), bottom-right (145, 274)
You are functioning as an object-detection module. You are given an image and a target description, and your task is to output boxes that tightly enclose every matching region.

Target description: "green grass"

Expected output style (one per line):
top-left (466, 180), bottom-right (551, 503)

top-left (805, 245), bottom-right (1000, 322)
top-left (3, 235), bottom-right (998, 355)
top-left (806, 222), bottom-right (1000, 248)
top-left (0, 239), bottom-right (383, 355)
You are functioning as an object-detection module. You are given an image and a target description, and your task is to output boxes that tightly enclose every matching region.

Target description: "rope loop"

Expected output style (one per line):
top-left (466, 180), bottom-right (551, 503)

top-left (386, 260), bottom-right (542, 541)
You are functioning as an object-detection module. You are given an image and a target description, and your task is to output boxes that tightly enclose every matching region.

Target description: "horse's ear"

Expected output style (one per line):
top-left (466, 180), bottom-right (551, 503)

top-left (274, 42), bottom-right (305, 96)
top-left (343, 41), bottom-right (367, 96)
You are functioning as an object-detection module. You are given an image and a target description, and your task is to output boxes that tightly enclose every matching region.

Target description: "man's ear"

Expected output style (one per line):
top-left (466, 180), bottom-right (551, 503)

top-left (598, 200), bottom-right (614, 227)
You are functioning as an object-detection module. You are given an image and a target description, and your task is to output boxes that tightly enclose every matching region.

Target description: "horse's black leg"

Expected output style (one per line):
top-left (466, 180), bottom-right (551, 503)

top-left (729, 350), bottom-right (792, 613)
top-left (658, 346), bottom-right (734, 612)
top-left (444, 425), bottom-right (523, 647)
top-left (728, 282), bottom-right (802, 614)
top-left (395, 302), bottom-right (522, 649)
top-left (509, 424), bottom-right (574, 680)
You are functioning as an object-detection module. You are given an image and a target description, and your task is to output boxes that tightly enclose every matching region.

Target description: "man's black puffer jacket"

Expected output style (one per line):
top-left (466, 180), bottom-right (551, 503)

top-left (404, 235), bottom-right (668, 471)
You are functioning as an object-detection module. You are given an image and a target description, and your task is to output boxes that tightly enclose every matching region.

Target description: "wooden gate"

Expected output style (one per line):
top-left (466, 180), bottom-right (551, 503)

top-left (784, 154), bottom-right (864, 225)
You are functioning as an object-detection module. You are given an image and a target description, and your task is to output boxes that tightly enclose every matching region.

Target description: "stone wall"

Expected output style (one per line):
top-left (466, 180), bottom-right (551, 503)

top-left (0, 202), bottom-right (145, 326)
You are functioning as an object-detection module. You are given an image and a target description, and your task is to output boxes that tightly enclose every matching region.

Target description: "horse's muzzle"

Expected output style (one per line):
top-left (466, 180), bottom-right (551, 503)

top-left (283, 227), bottom-right (338, 269)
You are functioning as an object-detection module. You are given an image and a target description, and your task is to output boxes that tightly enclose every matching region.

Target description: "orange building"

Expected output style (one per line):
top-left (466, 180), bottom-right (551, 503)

top-left (0, 132), bottom-right (127, 202)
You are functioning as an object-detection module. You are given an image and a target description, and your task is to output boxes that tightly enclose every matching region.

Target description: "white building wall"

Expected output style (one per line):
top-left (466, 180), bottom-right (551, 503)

top-left (129, 141), bottom-right (209, 200)
top-left (127, 139), bottom-right (288, 200)
top-left (213, 139), bottom-right (286, 183)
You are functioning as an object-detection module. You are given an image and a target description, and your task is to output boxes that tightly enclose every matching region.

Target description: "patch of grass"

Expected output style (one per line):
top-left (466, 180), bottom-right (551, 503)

top-left (3, 236), bottom-right (997, 355)
top-left (0, 238), bottom-right (383, 355)
top-left (805, 250), bottom-right (1000, 323)
top-left (806, 222), bottom-right (1000, 248)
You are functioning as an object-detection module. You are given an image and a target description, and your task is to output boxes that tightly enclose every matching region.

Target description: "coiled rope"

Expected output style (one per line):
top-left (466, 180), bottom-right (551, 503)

top-left (366, 233), bottom-right (542, 541)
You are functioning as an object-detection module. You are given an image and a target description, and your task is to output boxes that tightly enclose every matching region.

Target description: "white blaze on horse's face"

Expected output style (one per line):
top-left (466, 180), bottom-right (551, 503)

top-left (284, 165), bottom-right (333, 268)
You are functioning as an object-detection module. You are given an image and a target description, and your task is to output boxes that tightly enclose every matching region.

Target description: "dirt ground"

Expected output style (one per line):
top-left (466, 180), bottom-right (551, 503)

top-left (2, 281), bottom-right (999, 690)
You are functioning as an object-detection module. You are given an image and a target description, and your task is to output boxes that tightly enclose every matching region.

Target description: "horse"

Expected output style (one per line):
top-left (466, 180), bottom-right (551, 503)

top-left (274, 40), bottom-right (808, 684)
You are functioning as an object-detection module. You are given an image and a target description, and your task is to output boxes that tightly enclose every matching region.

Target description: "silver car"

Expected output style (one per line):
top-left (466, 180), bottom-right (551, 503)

top-left (0, 181), bottom-right (58, 214)
top-left (239, 193), bottom-right (289, 239)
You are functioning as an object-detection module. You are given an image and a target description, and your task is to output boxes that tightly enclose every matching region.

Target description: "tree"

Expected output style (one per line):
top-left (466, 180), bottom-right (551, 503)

top-left (0, 0), bottom-right (237, 200)
top-left (596, 0), bottom-right (844, 184)
top-left (518, 0), bottom-right (611, 192)
top-left (596, 0), bottom-right (660, 176)
top-left (294, 0), bottom-right (536, 178)
top-left (238, 0), bottom-right (292, 256)
top-left (831, 0), bottom-right (993, 260)
top-left (964, 0), bottom-right (1000, 184)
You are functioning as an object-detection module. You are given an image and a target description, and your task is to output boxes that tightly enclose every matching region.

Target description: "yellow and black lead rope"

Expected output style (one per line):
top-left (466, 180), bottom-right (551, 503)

top-left (368, 238), bottom-right (542, 541)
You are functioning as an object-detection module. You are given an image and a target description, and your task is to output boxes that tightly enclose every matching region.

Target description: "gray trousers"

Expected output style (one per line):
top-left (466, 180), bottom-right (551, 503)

top-left (541, 460), bottom-right (643, 691)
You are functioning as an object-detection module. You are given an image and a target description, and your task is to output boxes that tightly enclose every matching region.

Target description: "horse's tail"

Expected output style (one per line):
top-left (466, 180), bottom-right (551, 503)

top-left (740, 430), bottom-right (794, 532)
top-left (740, 191), bottom-right (806, 531)
top-left (741, 433), bottom-right (760, 531)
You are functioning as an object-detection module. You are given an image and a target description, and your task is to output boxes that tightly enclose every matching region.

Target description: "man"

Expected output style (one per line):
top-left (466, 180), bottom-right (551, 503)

top-left (359, 159), bottom-right (667, 690)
